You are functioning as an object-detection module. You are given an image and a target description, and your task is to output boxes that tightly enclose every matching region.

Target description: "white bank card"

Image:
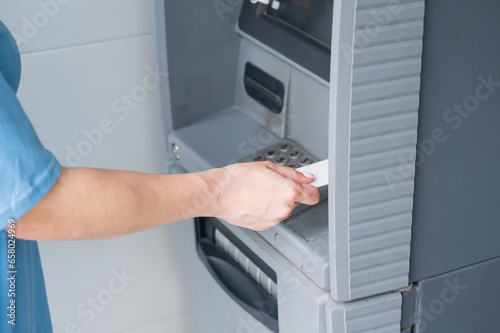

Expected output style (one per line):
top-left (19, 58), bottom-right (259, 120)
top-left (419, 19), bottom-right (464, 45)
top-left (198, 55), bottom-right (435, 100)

top-left (296, 159), bottom-right (329, 188)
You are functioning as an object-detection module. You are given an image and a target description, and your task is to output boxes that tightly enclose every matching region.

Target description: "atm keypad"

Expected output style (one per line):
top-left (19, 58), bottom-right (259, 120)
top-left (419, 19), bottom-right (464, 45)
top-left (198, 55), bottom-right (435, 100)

top-left (242, 140), bottom-right (326, 241)
top-left (265, 148), bottom-right (279, 158)
top-left (242, 140), bottom-right (316, 169)
top-left (277, 143), bottom-right (292, 152)
top-left (298, 156), bottom-right (313, 166)
top-left (288, 149), bottom-right (302, 159)
top-left (275, 155), bottom-right (289, 165)
top-left (251, 154), bottom-right (266, 162)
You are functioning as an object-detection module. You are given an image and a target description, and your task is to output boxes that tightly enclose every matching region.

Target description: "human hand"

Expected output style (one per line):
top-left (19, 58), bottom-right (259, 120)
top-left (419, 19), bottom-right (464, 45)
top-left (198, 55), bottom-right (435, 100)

top-left (208, 161), bottom-right (321, 231)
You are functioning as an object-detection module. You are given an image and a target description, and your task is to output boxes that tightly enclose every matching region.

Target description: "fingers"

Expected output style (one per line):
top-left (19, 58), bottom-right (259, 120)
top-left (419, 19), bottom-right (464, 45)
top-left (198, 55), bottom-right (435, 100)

top-left (218, 161), bottom-right (321, 232)
top-left (295, 183), bottom-right (321, 206)
top-left (262, 161), bottom-right (320, 206)
top-left (265, 162), bottom-right (315, 184)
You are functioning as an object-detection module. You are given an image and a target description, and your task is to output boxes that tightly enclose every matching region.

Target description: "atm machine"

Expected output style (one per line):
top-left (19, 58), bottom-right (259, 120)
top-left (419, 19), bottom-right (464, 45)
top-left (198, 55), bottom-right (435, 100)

top-left (153, 0), bottom-right (500, 332)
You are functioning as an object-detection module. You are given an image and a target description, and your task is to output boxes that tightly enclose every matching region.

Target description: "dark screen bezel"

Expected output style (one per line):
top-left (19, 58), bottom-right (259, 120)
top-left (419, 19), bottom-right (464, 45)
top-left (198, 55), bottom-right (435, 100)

top-left (238, 2), bottom-right (331, 82)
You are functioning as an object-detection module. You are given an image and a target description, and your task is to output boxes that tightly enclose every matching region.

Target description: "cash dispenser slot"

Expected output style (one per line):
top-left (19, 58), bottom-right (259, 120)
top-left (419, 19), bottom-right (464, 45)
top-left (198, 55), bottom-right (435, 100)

top-left (196, 217), bottom-right (279, 332)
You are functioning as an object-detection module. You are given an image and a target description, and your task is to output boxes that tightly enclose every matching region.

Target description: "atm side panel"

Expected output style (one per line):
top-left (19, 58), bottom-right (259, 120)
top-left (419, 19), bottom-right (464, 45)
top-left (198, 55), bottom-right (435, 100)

top-left (329, 0), bottom-right (425, 302)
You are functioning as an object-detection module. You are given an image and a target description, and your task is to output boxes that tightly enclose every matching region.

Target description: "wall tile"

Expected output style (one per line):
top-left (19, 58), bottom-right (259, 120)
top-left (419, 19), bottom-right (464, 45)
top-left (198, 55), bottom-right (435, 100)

top-left (118, 313), bottom-right (191, 333)
top-left (39, 226), bottom-right (191, 333)
top-left (0, 0), bottom-right (154, 54)
top-left (17, 35), bottom-right (167, 172)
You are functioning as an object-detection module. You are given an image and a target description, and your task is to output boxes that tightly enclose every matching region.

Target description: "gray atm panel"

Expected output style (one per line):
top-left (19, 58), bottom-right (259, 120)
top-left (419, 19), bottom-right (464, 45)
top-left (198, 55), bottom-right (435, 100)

top-left (160, 0), bottom-right (241, 131)
top-left (410, 0), bottom-right (500, 282)
top-left (412, 257), bottom-right (500, 333)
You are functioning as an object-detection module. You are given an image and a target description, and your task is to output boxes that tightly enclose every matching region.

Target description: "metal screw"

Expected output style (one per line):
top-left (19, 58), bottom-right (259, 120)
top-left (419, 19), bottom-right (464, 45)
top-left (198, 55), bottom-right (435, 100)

top-left (171, 143), bottom-right (180, 160)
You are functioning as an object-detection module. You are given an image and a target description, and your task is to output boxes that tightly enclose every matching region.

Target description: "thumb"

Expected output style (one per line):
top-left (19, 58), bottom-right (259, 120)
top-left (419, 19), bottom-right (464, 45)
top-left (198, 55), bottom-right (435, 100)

top-left (267, 163), bottom-right (315, 185)
top-left (295, 171), bottom-right (315, 184)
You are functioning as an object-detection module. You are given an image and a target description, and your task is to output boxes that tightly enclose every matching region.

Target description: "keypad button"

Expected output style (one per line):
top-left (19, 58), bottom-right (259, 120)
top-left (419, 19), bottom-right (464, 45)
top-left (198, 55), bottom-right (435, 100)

top-left (251, 154), bottom-right (265, 162)
top-left (275, 155), bottom-right (289, 165)
top-left (277, 143), bottom-right (292, 152)
top-left (288, 149), bottom-right (302, 159)
top-left (298, 156), bottom-right (313, 165)
top-left (265, 148), bottom-right (279, 158)
top-left (287, 163), bottom-right (299, 169)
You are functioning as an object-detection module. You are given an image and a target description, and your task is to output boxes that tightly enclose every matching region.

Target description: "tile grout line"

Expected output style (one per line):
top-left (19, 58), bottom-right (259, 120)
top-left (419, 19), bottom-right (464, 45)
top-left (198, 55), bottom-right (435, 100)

top-left (19, 33), bottom-right (153, 57)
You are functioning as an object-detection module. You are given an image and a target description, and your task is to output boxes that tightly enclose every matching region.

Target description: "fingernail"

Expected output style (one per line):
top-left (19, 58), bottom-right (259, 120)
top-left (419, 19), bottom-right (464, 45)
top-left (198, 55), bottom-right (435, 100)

top-left (303, 172), bottom-right (314, 178)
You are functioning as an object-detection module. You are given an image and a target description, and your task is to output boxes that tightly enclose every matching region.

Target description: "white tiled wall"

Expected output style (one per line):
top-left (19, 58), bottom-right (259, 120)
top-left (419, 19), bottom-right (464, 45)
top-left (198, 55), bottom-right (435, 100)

top-left (0, 1), bottom-right (191, 332)
top-left (0, 0), bottom-right (154, 54)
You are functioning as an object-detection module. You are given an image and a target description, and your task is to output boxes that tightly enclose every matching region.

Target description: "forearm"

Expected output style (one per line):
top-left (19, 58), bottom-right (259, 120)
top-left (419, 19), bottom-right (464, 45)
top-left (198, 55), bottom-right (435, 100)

top-left (16, 167), bottom-right (220, 240)
top-left (15, 162), bottom-right (320, 240)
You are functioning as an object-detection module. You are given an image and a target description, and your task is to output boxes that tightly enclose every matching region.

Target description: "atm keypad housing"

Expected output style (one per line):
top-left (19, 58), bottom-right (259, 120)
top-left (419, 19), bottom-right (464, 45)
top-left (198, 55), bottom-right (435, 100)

top-left (240, 139), bottom-right (316, 169)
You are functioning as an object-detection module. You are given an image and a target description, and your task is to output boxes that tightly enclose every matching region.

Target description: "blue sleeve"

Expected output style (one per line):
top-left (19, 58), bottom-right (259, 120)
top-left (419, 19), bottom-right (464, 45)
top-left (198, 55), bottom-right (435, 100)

top-left (0, 73), bottom-right (62, 227)
top-left (0, 21), bottom-right (21, 92)
top-left (0, 21), bottom-right (62, 227)
top-left (0, 20), bottom-right (56, 333)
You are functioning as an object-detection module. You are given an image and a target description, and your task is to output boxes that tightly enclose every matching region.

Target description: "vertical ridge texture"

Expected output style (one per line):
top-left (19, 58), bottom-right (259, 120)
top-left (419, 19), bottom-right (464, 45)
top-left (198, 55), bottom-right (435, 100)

top-left (348, 0), bottom-right (424, 300)
top-left (330, 0), bottom-right (424, 302)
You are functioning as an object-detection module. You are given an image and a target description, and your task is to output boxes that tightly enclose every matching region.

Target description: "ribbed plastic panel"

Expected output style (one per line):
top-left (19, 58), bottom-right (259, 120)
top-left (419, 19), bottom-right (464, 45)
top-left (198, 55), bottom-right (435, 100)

top-left (326, 292), bottom-right (402, 333)
top-left (214, 229), bottom-right (278, 299)
top-left (329, 0), bottom-right (424, 301)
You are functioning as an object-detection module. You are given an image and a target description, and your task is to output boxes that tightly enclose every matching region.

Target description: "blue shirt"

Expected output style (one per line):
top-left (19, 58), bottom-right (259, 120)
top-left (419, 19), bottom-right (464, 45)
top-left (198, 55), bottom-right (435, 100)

top-left (1, 21), bottom-right (60, 332)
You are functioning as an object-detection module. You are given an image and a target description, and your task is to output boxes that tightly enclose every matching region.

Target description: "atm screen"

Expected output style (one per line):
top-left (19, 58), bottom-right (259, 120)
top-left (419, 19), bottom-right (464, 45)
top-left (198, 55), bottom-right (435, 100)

top-left (266, 0), bottom-right (333, 48)
top-left (239, 0), bottom-right (332, 80)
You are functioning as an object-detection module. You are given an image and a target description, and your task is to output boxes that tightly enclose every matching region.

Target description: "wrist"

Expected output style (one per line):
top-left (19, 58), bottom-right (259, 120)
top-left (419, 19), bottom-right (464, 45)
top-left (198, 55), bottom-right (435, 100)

top-left (194, 167), bottom-right (227, 218)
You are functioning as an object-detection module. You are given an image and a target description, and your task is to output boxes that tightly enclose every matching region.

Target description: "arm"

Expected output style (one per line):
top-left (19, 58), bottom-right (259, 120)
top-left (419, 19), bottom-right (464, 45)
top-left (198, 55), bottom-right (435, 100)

top-left (15, 161), bottom-right (320, 241)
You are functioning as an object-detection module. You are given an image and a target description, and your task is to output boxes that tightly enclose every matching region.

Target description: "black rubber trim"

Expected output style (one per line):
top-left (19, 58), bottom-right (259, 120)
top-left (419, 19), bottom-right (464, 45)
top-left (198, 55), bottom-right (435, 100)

top-left (196, 217), bottom-right (279, 332)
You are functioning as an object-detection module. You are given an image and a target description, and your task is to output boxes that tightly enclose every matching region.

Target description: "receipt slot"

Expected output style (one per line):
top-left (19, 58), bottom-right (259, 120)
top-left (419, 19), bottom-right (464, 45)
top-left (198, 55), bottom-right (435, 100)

top-left (154, 0), bottom-right (500, 332)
